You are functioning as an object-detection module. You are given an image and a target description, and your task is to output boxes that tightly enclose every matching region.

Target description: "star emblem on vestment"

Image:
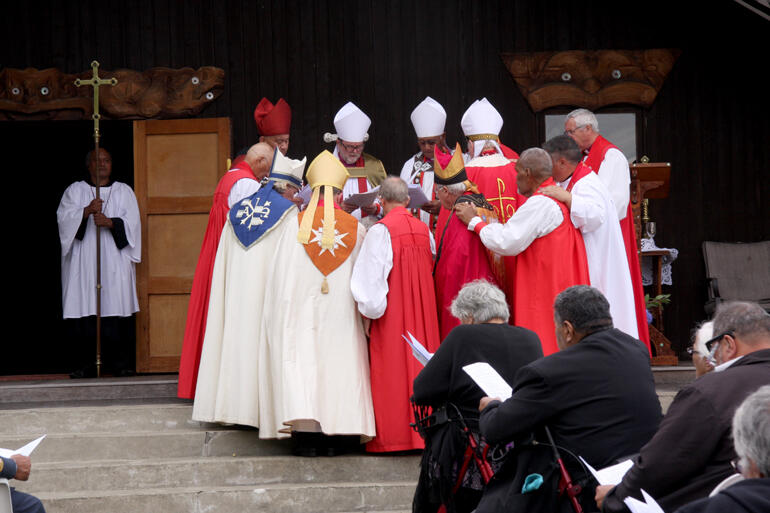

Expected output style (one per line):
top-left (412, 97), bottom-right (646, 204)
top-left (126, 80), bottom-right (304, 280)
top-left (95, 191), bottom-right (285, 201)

top-left (309, 221), bottom-right (349, 256)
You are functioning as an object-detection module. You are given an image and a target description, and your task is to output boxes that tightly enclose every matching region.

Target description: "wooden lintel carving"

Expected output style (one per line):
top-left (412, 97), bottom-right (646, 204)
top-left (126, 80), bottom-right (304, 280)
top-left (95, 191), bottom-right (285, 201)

top-left (0, 66), bottom-right (224, 120)
top-left (501, 49), bottom-right (680, 112)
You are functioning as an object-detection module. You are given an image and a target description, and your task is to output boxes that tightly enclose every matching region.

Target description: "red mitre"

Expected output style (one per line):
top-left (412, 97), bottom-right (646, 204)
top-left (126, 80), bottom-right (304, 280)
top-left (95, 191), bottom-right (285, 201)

top-left (254, 97), bottom-right (291, 136)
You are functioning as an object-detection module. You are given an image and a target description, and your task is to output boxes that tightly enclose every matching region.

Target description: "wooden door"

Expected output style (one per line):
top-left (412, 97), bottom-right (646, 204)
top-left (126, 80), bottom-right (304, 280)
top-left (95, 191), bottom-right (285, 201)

top-left (133, 118), bottom-right (230, 373)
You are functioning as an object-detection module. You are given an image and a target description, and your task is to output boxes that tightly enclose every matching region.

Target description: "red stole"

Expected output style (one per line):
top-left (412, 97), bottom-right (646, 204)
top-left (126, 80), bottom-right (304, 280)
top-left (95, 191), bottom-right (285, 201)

top-left (366, 207), bottom-right (440, 452)
top-left (465, 157), bottom-right (524, 321)
top-left (565, 161), bottom-right (593, 193)
top-left (177, 163), bottom-right (256, 399)
top-left (584, 136), bottom-right (651, 350)
top-left (434, 202), bottom-right (500, 340)
top-left (514, 179), bottom-right (590, 356)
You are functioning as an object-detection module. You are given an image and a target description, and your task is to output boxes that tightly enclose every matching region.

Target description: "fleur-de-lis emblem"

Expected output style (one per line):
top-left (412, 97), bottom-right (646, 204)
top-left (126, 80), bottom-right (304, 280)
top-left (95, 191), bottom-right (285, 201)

top-left (235, 197), bottom-right (272, 230)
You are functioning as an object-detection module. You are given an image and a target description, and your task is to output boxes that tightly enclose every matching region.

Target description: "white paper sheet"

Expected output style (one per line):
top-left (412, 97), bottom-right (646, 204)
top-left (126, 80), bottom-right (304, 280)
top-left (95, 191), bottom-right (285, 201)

top-left (462, 362), bottom-right (512, 399)
top-left (0, 435), bottom-right (46, 458)
top-left (297, 185), bottom-right (312, 209)
top-left (580, 456), bottom-right (634, 486)
top-left (402, 331), bottom-right (433, 366)
top-left (407, 184), bottom-right (429, 209)
top-left (345, 186), bottom-right (380, 208)
top-left (624, 489), bottom-right (664, 513)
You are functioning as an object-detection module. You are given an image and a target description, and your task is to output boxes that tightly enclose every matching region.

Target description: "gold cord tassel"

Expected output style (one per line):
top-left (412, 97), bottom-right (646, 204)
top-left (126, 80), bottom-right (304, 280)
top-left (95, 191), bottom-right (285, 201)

top-left (321, 276), bottom-right (329, 294)
top-left (297, 187), bottom-right (321, 244)
top-left (321, 185), bottom-right (335, 249)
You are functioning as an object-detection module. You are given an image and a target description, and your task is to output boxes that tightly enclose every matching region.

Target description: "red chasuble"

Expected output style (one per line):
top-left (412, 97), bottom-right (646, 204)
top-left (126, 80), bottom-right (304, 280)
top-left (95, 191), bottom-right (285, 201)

top-left (366, 207), bottom-right (440, 452)
top-left (434, 205), bottom-right (500, 340)
top-left (177, 163), bottom-right (255, 399)
top-left (465, 156), bottom-right (526, 320)
top-left (514, 180), bottom-right (590, 356)
top-left (583, 135), bottom-right (651, 351)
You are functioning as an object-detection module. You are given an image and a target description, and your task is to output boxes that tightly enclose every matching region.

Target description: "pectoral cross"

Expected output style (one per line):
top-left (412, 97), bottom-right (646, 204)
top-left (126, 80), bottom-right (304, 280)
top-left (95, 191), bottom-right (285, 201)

top-left (486, 178), bottom-right (517, 222)
top-left (75, 60), bottom-right (118, 378)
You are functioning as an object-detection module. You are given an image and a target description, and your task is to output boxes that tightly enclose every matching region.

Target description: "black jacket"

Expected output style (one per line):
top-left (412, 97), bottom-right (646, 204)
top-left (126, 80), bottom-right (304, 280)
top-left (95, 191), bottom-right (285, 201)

top-left (603, 349), bottom-right (770, 513)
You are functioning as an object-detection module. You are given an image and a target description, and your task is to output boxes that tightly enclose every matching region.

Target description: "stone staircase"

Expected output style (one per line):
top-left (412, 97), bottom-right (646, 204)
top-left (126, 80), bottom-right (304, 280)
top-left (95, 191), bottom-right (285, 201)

top-left (0, 367), bottom-right (693, 513)
top-left (0, 378), bottom-right (418, 513)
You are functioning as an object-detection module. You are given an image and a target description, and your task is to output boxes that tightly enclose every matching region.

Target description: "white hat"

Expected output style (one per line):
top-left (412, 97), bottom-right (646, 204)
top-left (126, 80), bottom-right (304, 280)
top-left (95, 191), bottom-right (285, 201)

top-left (460, 98), bottom-right (503, 139)
top-left (333, 102), bottom-right (371, 143)
top-left (268, 148), bottom-right (306, 189)
top-left (410, 96), bottom-right (446, 138)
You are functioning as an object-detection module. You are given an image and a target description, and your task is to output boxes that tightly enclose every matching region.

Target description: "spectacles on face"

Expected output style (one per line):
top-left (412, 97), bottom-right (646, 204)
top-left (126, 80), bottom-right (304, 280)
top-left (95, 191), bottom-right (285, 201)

top-left (704, 330), bottom-right (733, 353)
top-left (564, 125), bottom-right (587, 136)
top-left (339, 140), bottom-right (364, 153)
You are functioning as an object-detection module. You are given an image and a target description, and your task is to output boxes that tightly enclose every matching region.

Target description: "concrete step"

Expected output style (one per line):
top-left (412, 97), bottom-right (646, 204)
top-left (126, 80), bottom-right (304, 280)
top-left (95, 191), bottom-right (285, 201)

top-left (651, 365), bottom-right (695, 387)
top-left (16, 455), bottom-right (419, 493)
top-left (28, 481), bottom-right (416, 513)
top-left (0, 403), bottom-right (200, 435)
top-left (0, 375), bottom-right (179, 405)
top-left (0, 429), bottom-right (293, 463)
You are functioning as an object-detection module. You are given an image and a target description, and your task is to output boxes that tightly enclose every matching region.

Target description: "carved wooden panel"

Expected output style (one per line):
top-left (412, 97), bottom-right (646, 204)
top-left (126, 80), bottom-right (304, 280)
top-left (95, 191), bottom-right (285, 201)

top-left (0, 66), bottom-right (224, 120)
top-left (501, 49), bottom-right (680, 112)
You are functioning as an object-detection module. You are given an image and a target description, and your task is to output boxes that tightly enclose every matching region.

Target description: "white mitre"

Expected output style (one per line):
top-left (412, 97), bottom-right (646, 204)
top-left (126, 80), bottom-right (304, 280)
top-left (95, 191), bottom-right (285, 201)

top-left (410, 96), bottom-right (446, 138)
top-left (333, 102), bottom-right (371, 143)
top-left (269, 148), bottom-right (306, 188)
top-left (460, 97), bottom-right (503, 138)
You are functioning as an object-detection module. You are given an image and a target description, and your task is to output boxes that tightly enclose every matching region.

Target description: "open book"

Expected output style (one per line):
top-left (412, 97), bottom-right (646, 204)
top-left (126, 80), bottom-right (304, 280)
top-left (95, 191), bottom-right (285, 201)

top-left (402, 331), bottom-right (433, 366)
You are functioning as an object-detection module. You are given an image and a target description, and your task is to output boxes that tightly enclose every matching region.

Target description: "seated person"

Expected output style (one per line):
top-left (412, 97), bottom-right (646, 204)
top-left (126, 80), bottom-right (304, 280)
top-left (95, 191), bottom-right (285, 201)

top-left (674, 385), bottom-right (770, 513)
top-left (411, 280), bottom-right (543, 513)
top-left (477, 285), bottom-right (661, 513)
top-left (1, 454), bottom-right (46, 513)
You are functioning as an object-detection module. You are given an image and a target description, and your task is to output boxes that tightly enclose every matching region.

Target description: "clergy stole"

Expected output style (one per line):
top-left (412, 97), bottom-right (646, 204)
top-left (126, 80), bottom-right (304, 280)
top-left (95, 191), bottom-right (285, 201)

top-left (584, 135), bottom-right (651, 350)
top-left (178, 163), bottom-right (256, 400)
top-left (297, 204), bottom-right (357, 293)
top-left (366, 206), bottom-right (440, 452)
top-left (514, 179), bottom-right (590, 356)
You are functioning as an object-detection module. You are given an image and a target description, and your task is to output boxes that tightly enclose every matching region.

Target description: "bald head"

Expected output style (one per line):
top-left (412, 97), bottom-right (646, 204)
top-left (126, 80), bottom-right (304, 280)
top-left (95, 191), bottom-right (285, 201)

top-left (244, 142), bottom-right (275, 180)
top-left (515, 147), bottom-right (553, 197)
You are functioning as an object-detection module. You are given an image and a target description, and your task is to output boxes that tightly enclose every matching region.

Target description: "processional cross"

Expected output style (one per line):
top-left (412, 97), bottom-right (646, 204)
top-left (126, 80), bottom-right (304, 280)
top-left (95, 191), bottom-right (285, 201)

top-left (75, 61), bottom-right (118, 377)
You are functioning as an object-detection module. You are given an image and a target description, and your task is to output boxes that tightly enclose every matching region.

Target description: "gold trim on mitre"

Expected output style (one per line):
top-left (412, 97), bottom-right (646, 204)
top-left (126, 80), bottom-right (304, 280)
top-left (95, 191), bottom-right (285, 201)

top-left (467, 133), bottom-right (500, 142)
top-left (434, 142), bottom-right (467, 184)
top-left (297, 150), bottom-right (349, 248)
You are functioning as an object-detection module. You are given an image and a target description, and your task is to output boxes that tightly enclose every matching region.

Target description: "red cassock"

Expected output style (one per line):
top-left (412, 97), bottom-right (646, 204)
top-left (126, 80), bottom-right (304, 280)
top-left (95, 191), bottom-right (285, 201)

top-left (366, 207), bottom-right (440, 452)
top-left (514, 184), bottom-right (591, 356)
top-left (434, 204), bottom-right (501, 340)
top-left (583, 135), bottom-right (651, 351)
top-left (465, 153), bottom-right (526, 319)
top-left (177, 162), bottom-right (255, 399)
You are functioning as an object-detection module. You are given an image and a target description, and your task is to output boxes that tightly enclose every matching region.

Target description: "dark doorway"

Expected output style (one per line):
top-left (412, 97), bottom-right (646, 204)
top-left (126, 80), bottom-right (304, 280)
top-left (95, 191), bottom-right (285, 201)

top-left (0, 120), bottom-right (134, 375)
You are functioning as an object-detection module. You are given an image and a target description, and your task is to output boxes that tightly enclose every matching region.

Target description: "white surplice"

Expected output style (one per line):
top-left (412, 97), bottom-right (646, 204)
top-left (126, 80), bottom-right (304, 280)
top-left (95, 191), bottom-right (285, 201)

top-left (558, 172), bottom-right (639, 338)
top-left (399, 153), bottom-right (435, 227)
top-left (589, 147), bottom-right (630, 221)
top-left (57, 181), bottom-right (141, 318)
top-left (350, 222), bottom-right (435, 319)
top-left (191, 209), bottom-right (295, 430)
top-left (261, 217), bottom-right (376, 440)
top-left (468, 195), bottom-right (562, 256)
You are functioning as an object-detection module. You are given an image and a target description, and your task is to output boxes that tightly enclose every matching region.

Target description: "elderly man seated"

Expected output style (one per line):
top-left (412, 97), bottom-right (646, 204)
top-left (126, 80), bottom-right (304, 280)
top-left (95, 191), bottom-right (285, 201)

top-left (411, 280), bottom-right (543, 513)
top-left (674, 385), bottom-right (770, 513)
top-left (597, 301), bottom-right (770, 512)
top-left (475, 285), bottom-right (661, 513)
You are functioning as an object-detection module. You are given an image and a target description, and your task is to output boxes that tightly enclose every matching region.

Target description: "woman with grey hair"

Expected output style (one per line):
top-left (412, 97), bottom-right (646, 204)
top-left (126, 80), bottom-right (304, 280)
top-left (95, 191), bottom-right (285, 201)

top-left (674, 385), bottom-right (770, 512)
top-left (411, 280), bottom-right (543, 513)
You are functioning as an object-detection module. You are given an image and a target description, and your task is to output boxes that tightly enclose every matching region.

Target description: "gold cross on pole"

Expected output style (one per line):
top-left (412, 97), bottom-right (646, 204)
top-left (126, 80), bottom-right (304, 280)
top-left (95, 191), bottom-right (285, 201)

top-left (74, 60), bottom-right (117, 378)
top-left (74, 60), bottom-right (118, 143)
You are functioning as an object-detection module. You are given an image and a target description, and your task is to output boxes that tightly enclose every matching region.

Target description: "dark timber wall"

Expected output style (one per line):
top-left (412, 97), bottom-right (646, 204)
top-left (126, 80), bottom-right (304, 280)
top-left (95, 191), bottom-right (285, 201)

top-left (1, 0), bottom-right (768, 366)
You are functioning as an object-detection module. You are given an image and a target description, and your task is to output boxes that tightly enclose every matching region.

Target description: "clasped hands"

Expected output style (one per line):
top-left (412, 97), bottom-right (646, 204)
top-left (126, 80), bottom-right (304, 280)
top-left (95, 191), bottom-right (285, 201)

top-left (83, 198), bottom-right (113, 228)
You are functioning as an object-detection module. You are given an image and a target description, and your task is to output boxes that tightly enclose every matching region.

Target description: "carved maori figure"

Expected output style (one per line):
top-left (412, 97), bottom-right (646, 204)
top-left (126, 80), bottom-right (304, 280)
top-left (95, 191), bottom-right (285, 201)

top-left (0, 66), bottom-right (224, 120)
top-left (501, 49), bottom-right (680, 112)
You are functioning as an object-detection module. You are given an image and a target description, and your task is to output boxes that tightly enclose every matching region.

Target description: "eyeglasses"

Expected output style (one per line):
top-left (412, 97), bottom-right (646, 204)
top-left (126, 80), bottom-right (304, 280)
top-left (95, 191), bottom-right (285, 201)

top-left (339, 140), bottom-right (364, 152)
top-left (564, 125), bottom-right (587, 136)
top-left (704, 331), bottom-right (733, 353)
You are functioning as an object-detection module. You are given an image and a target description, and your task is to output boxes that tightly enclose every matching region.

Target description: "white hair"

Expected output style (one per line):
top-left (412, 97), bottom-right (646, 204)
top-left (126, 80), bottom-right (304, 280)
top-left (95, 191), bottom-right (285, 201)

top-left (732, 385), bottom-right (770, 476)
top-left (566, 108), bottom-right (599, 132)
top-left (451, 280), bottom-right (509, 323)
top-left (693, 321), bottom-right (714, 357)
top-left (438, 182), bottom-right (468, 196)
